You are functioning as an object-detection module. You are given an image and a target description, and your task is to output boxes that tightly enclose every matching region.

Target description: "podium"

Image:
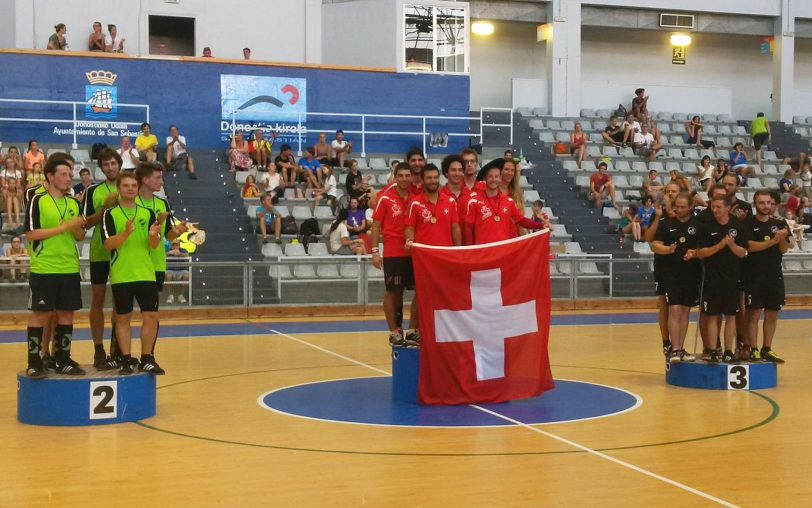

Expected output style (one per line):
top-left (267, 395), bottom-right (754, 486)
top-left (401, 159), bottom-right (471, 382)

top-left (17, 368), bottom-right (157, 426)
top-left (665, 361), bottom-right (777, 390)
top-left (391, 346), bottom-right (419, 403)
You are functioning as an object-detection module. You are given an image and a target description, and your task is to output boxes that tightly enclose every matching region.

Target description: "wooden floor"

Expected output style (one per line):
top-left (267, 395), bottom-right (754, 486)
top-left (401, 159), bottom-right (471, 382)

top-left (1, 312), bottom-right (811, 507)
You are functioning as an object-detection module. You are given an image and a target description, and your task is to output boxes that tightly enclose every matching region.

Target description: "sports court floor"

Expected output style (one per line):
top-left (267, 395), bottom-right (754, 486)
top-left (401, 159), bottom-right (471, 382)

top-left (2, 309), bottom-right (811, 507)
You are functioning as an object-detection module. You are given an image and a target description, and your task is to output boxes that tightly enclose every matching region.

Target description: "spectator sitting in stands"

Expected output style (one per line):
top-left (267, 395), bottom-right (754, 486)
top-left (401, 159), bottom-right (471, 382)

top-left (633, 124), bottom-right (661, 162)
top-left (729, 142), bottom-right (755, 179)
top-left (313, 133), bottom-right (332, 165)
top-left (713, 158), bottom-right (729, 183)
top-left (784, 186), bottom-right (801, 215)
top-left (602, 116), bottom-right (625, 146)
top-left (685, 115), bottom-right (715, 150)
top-left (298, 147), bottom-right (322, 190)
top-left (643, 169), bottom-right (665, 203)
top-left (242, 174), bottom-right (261, 198)
top-left (329, 209), bottom-right (367, 255)
top-left (88, 21), bottom-right (105, 51)
top-left (346, 197), bottom-right (367, 236)
top-left (3, 236), bottom-right (28, 281)
top-left (1, 157), bottom-right (23, 228)
top-left (314, 165), bottom-right (337, 212)
top-left (104, 24), bottom-right (125, 53)
top-left (165, 239), bottom-right (190, 305)
top-left (249, 129), bottom-right (273, 170)
top-left (784, 209), bottom-right (807, 242)
top-left (637, 196), bottom-right (656, 237)
top-left (800, 162), bottom-right (812, 198)
top-left (275, 144), bottom-right (298, 192)
top-left (669, 169), bottom-right (693, 194)
top-left (781, 151), bottom-right (807, 173)
top-left (259, 161), bottom-right (285, 203)
top-left (229, 131), bottom-right (252, 172)
top-left (166, 124), bottom-right (197, 179)
top-left (386, 159), bottom-right (401, 184)
top-left (570, 122), bottom-right (588, 168)
top-left (5, 146), bottom-right (22, 172)
top-left (345, 159), bottom-right (371, 202)
top-left (202, 47), bottom-right (212, 57)
top-left (26, 162), bottom-right (46, 190)
top-left (135, 122), bottom-right (158, 162)
top-left (23, 140), bottom-right (45, 175)
top-left (531, 200), bottom-right (552, 230)
top-left (47, 23), bottom-right (68, 50)
top-left (73, 167), bottom-right (93, 202)
top-left (330, 130), bottom-right (353, 168)
top-left (631, 88), bottom-right (649, 120)
top-left (621, 113), bottom-right (641, 147)
top-left (117, 136), bottom-right (139, 171)
top-left (697, 155), bottom-right (715, 192)
top-left (256, 193), bottom-right (282, 243)
top-left (798, 196), bottom-right (812, 226)
top-left (243, 47), bottom-right (251, 60)
top-left (750, 112), bottom-right (771, 164)
top-left (779, 169), bottom-right (794, 196)
top-left (617, 204), bottom-right (639, 241)
top-left (589, 161), bottom-right (618, 209)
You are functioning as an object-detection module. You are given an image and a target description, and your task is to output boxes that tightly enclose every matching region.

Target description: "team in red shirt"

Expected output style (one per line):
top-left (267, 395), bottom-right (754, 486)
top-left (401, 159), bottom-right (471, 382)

top-left (372, 148), bottom-right (546, 346)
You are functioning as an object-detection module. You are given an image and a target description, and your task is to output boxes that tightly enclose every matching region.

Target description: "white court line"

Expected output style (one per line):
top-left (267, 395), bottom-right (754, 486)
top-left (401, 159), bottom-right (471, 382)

top-left (268, 328), bottom-right (739, 508)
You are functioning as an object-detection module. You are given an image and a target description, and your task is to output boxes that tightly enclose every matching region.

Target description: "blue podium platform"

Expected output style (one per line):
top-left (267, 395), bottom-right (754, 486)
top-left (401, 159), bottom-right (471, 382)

top-left (391, 346), bottom-right (419, 403)
top-left (17, 368), bottom-right (157, 426)
top-left (665, 360), bottom-right (777, 390)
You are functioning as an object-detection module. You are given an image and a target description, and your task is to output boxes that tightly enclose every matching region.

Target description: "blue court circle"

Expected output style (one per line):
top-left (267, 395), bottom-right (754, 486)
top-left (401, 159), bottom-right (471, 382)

top-left (259, 377), bottom-right (641, 428)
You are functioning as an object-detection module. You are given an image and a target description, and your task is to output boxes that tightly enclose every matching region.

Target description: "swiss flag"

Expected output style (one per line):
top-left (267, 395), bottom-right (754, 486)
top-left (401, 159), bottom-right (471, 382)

top-left (412, 231), bottom-right (554, 405)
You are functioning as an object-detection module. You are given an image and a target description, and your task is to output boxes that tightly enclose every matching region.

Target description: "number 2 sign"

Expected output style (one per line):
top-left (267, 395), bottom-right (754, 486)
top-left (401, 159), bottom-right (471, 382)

top-left (89, 381), bottom-right (118, 419)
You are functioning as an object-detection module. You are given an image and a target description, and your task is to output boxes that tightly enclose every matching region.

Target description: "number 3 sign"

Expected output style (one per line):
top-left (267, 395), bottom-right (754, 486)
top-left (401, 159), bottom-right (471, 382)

top-left (89, 381), bottom-right (118, 419)
top-left (727, 365), bottom-right (750, 390)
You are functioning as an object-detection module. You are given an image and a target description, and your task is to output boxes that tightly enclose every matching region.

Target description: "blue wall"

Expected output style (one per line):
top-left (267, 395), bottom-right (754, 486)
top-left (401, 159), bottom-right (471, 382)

top-left (0, 53), bottom-right (471, 155)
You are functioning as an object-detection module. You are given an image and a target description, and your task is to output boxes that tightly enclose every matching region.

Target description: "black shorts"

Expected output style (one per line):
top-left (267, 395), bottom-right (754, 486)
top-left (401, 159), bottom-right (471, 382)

top-left (383, 256), bottom-right (414, 292)
top-left (746, 277), bottom-right (785, 311)
top-left (28, 273), bottom-right (82, 312)
top-left (609, 131), bottom-right (624, 143)
top-left (111, 281), bottom-right (159, 314)
top-left (701, 280), bottom-right (740, 316)
top-left (155, 271), bottom-right (165, 292)
top-left (663, 276), bottom-right (700, 307)
top-left (89, 261), bottom-right (110, 285)
top-left (753, 133), bottom-right (769, 150)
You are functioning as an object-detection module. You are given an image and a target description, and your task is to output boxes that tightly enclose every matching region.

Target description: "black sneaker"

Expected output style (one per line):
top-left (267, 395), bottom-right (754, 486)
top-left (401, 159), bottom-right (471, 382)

top-left (707, 350), bottom-right (720, 363)
top-left (722, 350), bottom-right (736, 364)
top-left (404, 330), bottom-right (421, 348)
top-left (43, 353), bottom-right (57, 371)
top-left (139, 355), bottom-right (166, 375)
top-left (95, 355), bottom-right (120, 370)
top-left (55, 360), bottom-right (86, 376)
top-left (119, 363), bottom-right (134, 375)
top-left (26, 362), bottom-right (47, 380)
top-left (700, 348), bottom-right (713, 361)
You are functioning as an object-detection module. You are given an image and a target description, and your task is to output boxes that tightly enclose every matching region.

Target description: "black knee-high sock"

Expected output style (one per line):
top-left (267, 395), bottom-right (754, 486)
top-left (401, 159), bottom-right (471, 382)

top-left (395, 305), bottom-right (404, 330)
top-left (109, 317), bottom-right (119, 357)
top-left (54, 324), bottom-right (73, 363)
top-left (27, 327), bottom-right (43, 367)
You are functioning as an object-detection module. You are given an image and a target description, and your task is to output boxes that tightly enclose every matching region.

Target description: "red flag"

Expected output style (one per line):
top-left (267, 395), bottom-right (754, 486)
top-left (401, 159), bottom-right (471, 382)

top-left (412, 231), bottom-right (554, 405)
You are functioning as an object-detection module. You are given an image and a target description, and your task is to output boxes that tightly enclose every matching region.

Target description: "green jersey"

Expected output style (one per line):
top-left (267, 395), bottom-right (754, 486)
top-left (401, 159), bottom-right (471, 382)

top-left (24, 184), bottom-right (47, 207)
top-left (82, 181), bottom-right (117, 262)
top-left (136, 194), bottom-right (174, 272)
top-left (24, 193), bottom-right (82, 274)
top-left (100, 204), bottom-right (157, 284)
top-left (751, 116), bottom-right (769, 137)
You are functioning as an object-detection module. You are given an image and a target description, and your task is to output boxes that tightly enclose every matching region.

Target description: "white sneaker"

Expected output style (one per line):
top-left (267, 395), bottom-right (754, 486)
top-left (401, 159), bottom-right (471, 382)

top-left (178, 294), bottom-right (187, 304)
top-left (166, 294), bottom-right (175, 304)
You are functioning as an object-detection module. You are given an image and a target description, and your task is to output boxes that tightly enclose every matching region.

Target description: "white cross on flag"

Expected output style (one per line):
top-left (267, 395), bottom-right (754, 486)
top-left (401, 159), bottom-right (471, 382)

top-left (412, 231), bottom-right (554, 405)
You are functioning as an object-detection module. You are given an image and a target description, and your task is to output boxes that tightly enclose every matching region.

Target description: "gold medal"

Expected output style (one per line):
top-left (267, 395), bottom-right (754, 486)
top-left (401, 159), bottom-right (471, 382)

top-left (679, 237), bottom-right (686, 243)
top-left (430, 217), bottom-right (437, 224)
top-left (764, 235), bottom-right (770, 241)
top-left (494, 216), bottom-right (501, 222)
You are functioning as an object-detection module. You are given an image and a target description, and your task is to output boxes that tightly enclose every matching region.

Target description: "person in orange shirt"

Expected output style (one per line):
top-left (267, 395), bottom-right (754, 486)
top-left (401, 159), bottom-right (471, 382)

top-left (24, 140), bottom-right (45, 175)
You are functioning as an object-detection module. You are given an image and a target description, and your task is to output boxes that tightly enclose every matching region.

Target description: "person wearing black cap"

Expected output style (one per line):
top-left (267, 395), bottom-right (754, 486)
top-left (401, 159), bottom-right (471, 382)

top-left (589, 161), bottom-right (618, 209)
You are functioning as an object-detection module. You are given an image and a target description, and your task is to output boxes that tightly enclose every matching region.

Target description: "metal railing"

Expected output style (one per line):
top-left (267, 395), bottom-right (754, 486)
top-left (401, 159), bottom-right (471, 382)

top-left (4, 254), bottom-right (811, 311)
top-left (0, 98), bottom-right (150, 149)
top-left (230, 107), bottom-right (513, 157)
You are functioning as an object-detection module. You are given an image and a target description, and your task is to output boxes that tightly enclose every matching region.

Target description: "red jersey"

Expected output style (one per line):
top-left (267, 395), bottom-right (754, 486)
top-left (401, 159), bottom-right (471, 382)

top-left (382, 181), bottom-right (422, 197)
top-left (407, 192), bottom-right (459, 246)
top-left (465, 192), bottom-right (525, 245)
top-left (440, 184), bottom-right (471, 220)
top-left (590, 173), bottom-right (610, 192)
top-left (372, 186), bottom-right (411, 258)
